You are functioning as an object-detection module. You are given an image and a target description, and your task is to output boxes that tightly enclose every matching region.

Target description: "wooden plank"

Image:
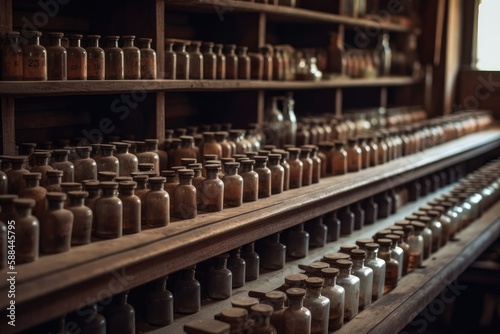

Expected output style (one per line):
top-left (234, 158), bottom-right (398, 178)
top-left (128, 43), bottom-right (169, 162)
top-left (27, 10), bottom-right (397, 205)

top-left (1, 97), bottom-right (15, 154)
top-left (0, 0), bottom-right (12, 35)
top-left (0, 76), bottom-right (421, 96)
top-left (0, 129), bottom-right (499, 332)
top-left (164, 0), bottom-right (419, 33)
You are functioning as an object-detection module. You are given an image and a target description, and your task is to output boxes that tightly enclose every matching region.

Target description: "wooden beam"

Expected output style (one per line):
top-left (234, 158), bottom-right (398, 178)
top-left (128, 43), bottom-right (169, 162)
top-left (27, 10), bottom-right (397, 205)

top-left (1, 97), bottom-right (15, 155)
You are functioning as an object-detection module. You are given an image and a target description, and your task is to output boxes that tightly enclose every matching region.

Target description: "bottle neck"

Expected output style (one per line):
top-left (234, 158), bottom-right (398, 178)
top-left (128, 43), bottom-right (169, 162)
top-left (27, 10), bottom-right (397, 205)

top-left (102, 188), bottom-right (117, 197)
top-left (35, 157), bottom-right (49, 166)
top-left (306, 286), bottom-right (322, 298)
top-left (25, 179), bottom-right (40, 188)
top-left (352, 258), bottom-right (364, 269)
top-left (215, 258), bottom-right (227, 269)
top-left (88, 39), bottom-right (99, 47)
top-left (69, 39), bottom-right (81, 47)
top-left (150, 183), bottom-right (164, 191)
top-left (255, 161), bottom-right (267, 169)
top-left (182, 269), bottom-right (196, 280)
top-left (50, 37), bottom-right (62, 46)
top-left (15, 207), bottom-right (32, 217)
top-left (108, 40), bottom-right (119, 48)
top-left (55, 155), bottom-right (68, 162)
top-left (48, 176), bottom-right (61, 185)
top-left (29, 36), bottom-right (40, 46)
top-left (48, 200), bottom-right (64, 210)
top-left (288, 298), bottom-right (304, 310)
top-left (70, 198), bottom-right (85, 207)
top-left (324, 276), bottom-right (336, 287)
top-left (101, 149), bottom-right (113, 157)
top-left (366, 249), bottom-right (378, 260)
top-left (207, 170), bottom-right (219, 180)
top-left (119, 189), bottom-right (135, 196)
top-left (179, 177), bottom-right (193, 185)
top-left (123, 39), bottom-right (134, 47)
top-left (339, 267), bottom-right (351, 277)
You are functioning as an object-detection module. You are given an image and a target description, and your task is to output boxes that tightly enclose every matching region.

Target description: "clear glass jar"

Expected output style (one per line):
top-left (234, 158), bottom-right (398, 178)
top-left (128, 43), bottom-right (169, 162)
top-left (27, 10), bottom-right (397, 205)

top-left (286, 223), bottom-right (309, 258)
top-left (174, 265), bottom-right (201, 314)
top-left (13, 198), bottom-right (39, 263)
top-left (350, 249), bottom-right (374, 310)
top-left (39, 192), bottom-right (73, 253)
top-left (260, 233), bottom-right (286, 270)
top-left (304, 277), bottom-right (330, 334)
top-left (283, 288), bottom-right (311, 334)
top-left (23, 31), bottom-right (47, 80)
top-left (145, 176), bottom-right (170, 227)
top-left (2, 31), bottom-right (23, 80)
top-left (320, 268), bottom-right (344, 331)
top-left (386, 234), bottom-right (404, 281)
top-left (336, 260), bottom-right (360, 322)
top-left (47, 32), bottom-right (67, 80)
top-left (207, 253), bottom-right (232, 300)
top-left (104, 36), bottom-right (124, 80)
top-left (67, 34), bottom-right (87, 80)
top-left (86, 35), bottom-right (105, 80)
top-left (138, 38), bottom-right (157, 79)
top-left (105, 291), bottom-right (135, 333)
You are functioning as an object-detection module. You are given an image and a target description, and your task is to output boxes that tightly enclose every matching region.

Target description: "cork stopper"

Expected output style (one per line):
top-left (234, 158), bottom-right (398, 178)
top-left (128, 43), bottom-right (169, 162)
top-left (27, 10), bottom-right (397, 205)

top-left (321, 267), bottom-right (340, 278)
top-left (67, 191), bottom-right (89, 199)
top-left (377, 238), bottom-right (392, 247)
top-left (99, 181), bottom-right (119, 189)
top-left (339, 244), bottom-right (358, 254)
top-left (118, 181), bottom-right (137, 190)
top-left (265, 290), bottom-right (286, 302)
top-left (336, 259), bottom-right (353, 269)
top-left (46, 192), bottom-right (67, 201)
top-left (13, 198), bottom-right (35, 208)
top-left (219, 307), bottom-right (248, 322)
top-left (305, 277), bottom-right (324, 288)
top-left (184, 319), bottom-right (230, 334)
top-left (285, 288), bottom-right (306, 299)
top-left (23, 172), bottom-right (41, 180)
top-left (411, 221), bottom-right (426, 231)
top-left (250, 303), bottom-right (273, 317)
top-left (284, 273), bottom-right (308, 286)
top-left (230, 297), bottom-right (259, 311)
top-left (350, 249), bottom-right (367, 259)
top-left (365, 242), bottom-right (380, 251)
top-left (322, 252), bottom-right (350, 265)
top-left (148, 176), bottom-right (166, 184)
top-left (356, 238), bottom-right (374, 249)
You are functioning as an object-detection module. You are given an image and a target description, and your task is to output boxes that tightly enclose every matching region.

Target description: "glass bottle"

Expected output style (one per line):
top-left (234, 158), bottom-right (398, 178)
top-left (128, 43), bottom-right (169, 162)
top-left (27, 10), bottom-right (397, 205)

top-left (93, 182), bottom-right (122, 239)
top-left (287, 148), bottom-right (303, 189)
top-left (351, 201), bottom-right (365, 231)
top-left (175, 265), bottom-right (201, 314)
top-left (386, 234), bottom-right (404, 281)
top-left (286, 223), bottom-right (309, 258)
top-left (330, 141), bottom-right (347, 175)
top-left (424, 213), bottom-right (442, 253)
top-left (104, 36), bottom-right (124, 80)
top-left (299, 147), bottom-right (313, 187)
top-left (13, 198), bottom-right (39, 263)
top-left (175, 136), bottom-right (198, 166)
top-left (96, 144), bottom-right (119, 174)
top-left (248, 304), bottom-right (276, 334)
top-left (118, 181), bottom-right (140, 234)
top-left (275, 150), bottom-right (290, 191)
top-left (174, 169), bottom-right (197, 219)
top-left (254, 156), bottom-right (271, 198)
top-left (207, 253), bottom-right (232, 300)
top-left (19, 172), bottom-right (47, 217)
top-left (111, 142), bottom-right (137, 176)
top-left (264, 97), bottom-right (284, 148)
top-left (67, 34), bottom-right (87, 80)
top-left (272, 46), bottom-right (284, 81)
top-left (145, 276), bottom-right (173, 326)
top-left (0, 195), bottom-right (17, 226)
top-left (6, 156), bottom-right (30, 194)
top-left (303, 277), bottom-right (330, 334)
top-left (320, 268), bottom-right (345, 331)
top-left (44, 169), bottom-right (61, 192)
top-left (164, 39), bottom-right (177, 80)
top-left (224, 44), bottom-right (238, 79)
top-left (367, 136), bottom-right (379, 167)
top-left (138, 38), bottom-right (156, 79)
top-left (200, 42), bottom-right (216, 80)
top-left (2, 31), bottom-right (23, 80)
top-left (376, 190), bottom-right (392, 219)
top-left (417, 217), bottom-right (433, 259)
top-left (408, 221), bottom-right (425, 271)
top-left (51, 149), bottom-right (74, 182)
top-left (376, 33), bottom-right (392, 76)
top-left (336, 260), bottom-right (360, 322)
top-left (227, 247), bottom-right (246, 288)
top-left (241, 242), bottom-right (259, 281)
top-left (239, 159), bottom-right (258, 203)
top-left (121, 35), bottom-right (141, 79)
top-left (323, 211), bottom-right (340, 242)
top-left (23, 31), bottom-right (47, 80)
top-left (339, 206), bottom-right (355, 236)
top-left (267, 154), bottom-right (284, 195)
top-left (237, 46), bottom-right (251, 80)
top-left (261, 233), bottom-right (286, 270)
top-left (74, 147), bottom-right (97, 183)
top-left (201, 164), bottom-right (224, 212)
top-left (377, 238), bottom-right (398, 293)
top-left (186, 41), bottom-right (202, 80)
top-left (39, 192), bottom-right (73, 254)
top-left (47, 32), bottom-right (67, 80)
top-left (283, 288), bottom-right (311, 334)
top-left (67, 190), bottom-right (92, 245)
top-left (364, 243), bottom-right (386, 300)
top-left (350, 249), bottom-right (373, 310)
top-left (249, 52), bottom-right (263, 80)
top-left (213, 43), bottom-right (226, 80)
top-left (173, 40), bottom-right (192, 80)
top-left (222, 162), bottom-right (243, 207)
top-left (86, 35), bottom-right (105, 80)
top-left (327, 31), bottom-right (346, 77)
top-left (200, 132), bottom-right (223, 160)
top-left (260, 45), bottom-right (273, 81)
top-left (67, 303), bottom-right (106, 334)
top-left (346, 138), bottom-right (362, 172)
top-left (105, 291), bottom-right (135, 334)
top-left (145, 176), bottom-right (169, 227)
top-left (306, 216), bottom-right (327, 248)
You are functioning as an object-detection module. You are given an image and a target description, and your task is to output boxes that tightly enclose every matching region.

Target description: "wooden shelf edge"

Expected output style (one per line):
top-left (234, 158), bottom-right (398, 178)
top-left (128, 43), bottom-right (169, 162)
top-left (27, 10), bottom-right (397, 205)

top-left (1, 129), bottom-right (499, 332)
top-left (0, 76), bottom-right (420, 96)
top-left (164, 0), bottom-right (418, 33)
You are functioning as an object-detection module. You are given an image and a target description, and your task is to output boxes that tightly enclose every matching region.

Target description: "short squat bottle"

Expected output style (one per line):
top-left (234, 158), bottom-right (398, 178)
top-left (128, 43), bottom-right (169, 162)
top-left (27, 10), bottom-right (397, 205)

top-left (174, 266), bottom-right (201, 314)
top-left (320, 268), bottom-right (345, 331)
top-left (304, 277), bottom-right (330, 334)
top-left (95, 182), bottom-right (123, 238)
top-left (283, 288), bottom-right (311, 334)
top-left (207, 253), bottom-right (232, 300)
top-left (227, 247), bottom-right (246, 288)
top-left (105, 291), bottom-right (135, 334)
top-left (105, 36), bottom-right (124, 80)
top-left (260, 233), bottom-right (286, 270)
top-left (254, 156), bottom-right (272, 198)
top-left (67, 34), bottom-right (87, 80)
top-left (47, 32), bottom-right (67, 80)
top-left (67, 191), bottom-right (92, 246)
top-left (122, 35), bottom-right (140, 79)
top-left (336, 260), bottom-right (360, 322)
top-left (146, 276), bottom-right (173, 326)
top-left (13, 198), bottom-right (39, 263)
top-left (2, 31), bottom-right (23, 80)
top-left (350, 249), bottom-right (374, 310)
top-left (174, 169), bottom-right (197, 219)
top-left (286, 223), bottom-right (309, 259)
top-left (146, 177), bottom-right (170, 227)
top-left (222, 162), bottom-right (243, 207)
top-left (201, 164), bottom-right (224, 212)
top-left (377, 238), bottom-right (399, 293)
top-left (240, 159), bottom-right (258, 202)
top-left (39, 192), bottom-right (74, 254)
top-left (23, 31), bottom-right (47, 80)
top-left (241, 243), bottom-right (259, 281)
top-left (138, 38), bottom-right (157, 79)
top-left (118, 181), bottom-right (141, 234)
top-left (86, 35), bottom-right (105, 80)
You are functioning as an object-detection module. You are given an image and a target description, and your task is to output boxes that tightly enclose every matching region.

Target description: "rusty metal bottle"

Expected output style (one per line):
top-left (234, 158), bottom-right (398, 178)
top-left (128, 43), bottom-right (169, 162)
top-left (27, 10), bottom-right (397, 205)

top-left (86, 35), bottom-right (105, 80)
top-left (138, 38), bottom-right (156, 79)
top-left (39, 192), bottom-right (73, 254)
top-left (23, 31), bottom-right (47, 80)
top-left (2, 31), bottom-right (23, 80)
top-left (46, 32), bottom-right (67, 80)
top-left (95, 182), bottom-right (122, 238)
top-left (67, 34), bottom-right (87, 80)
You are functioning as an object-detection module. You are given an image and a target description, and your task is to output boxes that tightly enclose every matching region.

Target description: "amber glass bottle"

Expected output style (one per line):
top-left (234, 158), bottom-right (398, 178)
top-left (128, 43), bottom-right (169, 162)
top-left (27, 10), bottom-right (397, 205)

top-left (67, 34), bottom-right (87, 80)
top-left (122, 35), bottom-right (141, 79)
top-left (46, 32), bottom-right (67, 80)
top-left (138, 38), bottom-right (157, 79)
top-left (86, 35), bottom-right (105, 80)
top-left (39, 192), bottom-right (73, 254)
top-left (104, 36), bottom-right (124, 80)
top-left (2, 31), bottom-right (23, 80)
top-left (23, 31), bottom-right (47, 80)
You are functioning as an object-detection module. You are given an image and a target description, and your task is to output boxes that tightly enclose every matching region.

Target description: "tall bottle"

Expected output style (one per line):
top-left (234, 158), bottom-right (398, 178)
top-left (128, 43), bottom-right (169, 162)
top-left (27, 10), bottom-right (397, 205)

top-left (19, 172), bottom-right (47, 217)
top-left (227, 247), bottom-right (246, 288)
top-left (138, 38), bottom-right (156, 79)
top-left (13, 198), bottom-right (39, 263)
top-left (264, 97), bottom-right (284, 147)
top-left (303, 277), bottom-right (330, 334)
top-left (281, 93), bottom-right (297, 146)
top-left (377, 238), bottom-right (399, 293)
top-left (350, 249), bottom-right (374, 310)
top-left (2, 31), bottom-right (23, 80)
top-left (67, 190), bottom-right (92, 245)
top-left (201, 164), bottom-right (224, 212)
top-left (377, 33), bottom-right (392, 76)
top-left (105, 36), bottom-right (124, 80)
top-left (122, 35), bottom-right (140, 79)
top-left (320, 268), bottom-right (345, 331)
top-left (67, 34), bottom-right (87, 80)
top-left (118, 181), bottom-right (141, 234)
top-left (23, 31), bottom-right (47, 81)
top-left (46, 32), bottom-right (67, 80)
top-left (86, 35), bottom-right (105, 80)
top-left (94, 182), bottom-right (122, 238)
top-left (327, 30), bottom-right (346, 77)
top-left (145, 177), bottom-right (170, 227)
top-left (283, 288), bottom-right (311, 334)
top-left (335, 260), bottom-right (360, 322)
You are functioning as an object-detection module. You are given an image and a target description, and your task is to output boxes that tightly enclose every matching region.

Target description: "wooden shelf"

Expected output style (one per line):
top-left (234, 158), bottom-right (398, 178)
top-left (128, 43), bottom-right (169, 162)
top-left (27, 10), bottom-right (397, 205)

top-left (164, 0), bottom-right (419, 33)
top-left (1, 128), bottom-right (499, 332)
top-left (158, 185), bottom-right (500, 333)
top-left (0, 76), bottom-right (419, 97)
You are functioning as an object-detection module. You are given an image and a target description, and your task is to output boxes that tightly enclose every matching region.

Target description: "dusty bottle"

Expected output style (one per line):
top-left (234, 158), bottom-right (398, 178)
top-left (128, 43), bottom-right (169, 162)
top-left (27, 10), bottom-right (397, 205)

top-left (305, 216), bottom-right (327, 248)
top-left (267, 153), bottom-right (284, 195)
top-left (335, 260), bottom-right (360, 321)
top-left (175, 265), bottom-right (201, 314)
top-left (174, 169), bottom-right (197, 219)
top-left (23, 31), bottom-right (47, 80)
top-left (248, 304), bottom-right (277, 334)
top-left (207, 253), bottom-right (232, 300)
top-left (164, 39), bottom-right (177, 80)
top-left (364, 243), bottom-right (386, 300)
top-left (222, 162), bottom-right (243, 207)
top-left (272, 46), bottom-right (284, 81)
top-left (241, 242), bottom-right (259, 281)
top-left (67, 191), bottom-right (92, 245)
top-left (350, 249), bottom-right (374, 310)
top-left (138, 38), bottom-right (156, 79)
top-left (146, 276), bottom-right (173, 326)
top-left (249, 52), bottom-right (263, 80)
top-left (223, 44), bottom-right (238, 79)
top-left (188, 41), bottom-right (203, 80)
top-left (2, 31), bottom-right (23, 80)
top-left (377, 238), bottom-right (399, 293)
top-left (13, 198), bottom-right (39, 263)
top-left (236, 46), bottom-right (251, 80)
top-left (200, 132), bottom-right (223, 160)
top-left (363, 196), bottom-right (378, 225)
top-left (424, 212), bottom-right (442, 253)
top-left (299, 147), bottom-right (313, 186)
top-left (105, 291), bottom-right (135, 334)
top-left (94, 182), bottom-right (122, 238)
top-left (118, 181), bottom-right (141, 234)
top-left (46, 32), bottom-right (67, 80)
top-left (287, 148), bottom-right (303, 189)
top-left (104, 36), bottom-right (124, 80)
top-left (284, 288), bottom-right (312, 334)
top-left (327, 31), bottom-right (346, 77)
top-left (201, 164), bottom-right (224, 212)
top-left (417, 216), bottom-right (433, 259)
top-left (330, 141), bottom-right (347, 176)
top-left (254, 156), bottom-right (271, 198)
top-left (286, 223), bottom-right (309, 258)
top-left (346, 138), bottom-right (362, 172)
top-left (260, 45), bottom-right (273, 81)
top-left (320, 268), bottom-right (345, 331)
top-left (19, 172), bottom-right (47, 217)
top-left (201, 42), bottom-right (217, 80)
top-left (227, 247), bottom-right (246, 288)
top-left (39, 192), bottom-right (73, 254)
top-left (323, 211), bottom-right (340, 242)
top-left (386, 234), bottom-right (404, 280)
top-left (260, 233), bottom-right (286, 270)
top-left (86, 35), bottom-right (105, 80)
top-left (112, 142), bottom-right (138, 176)
top-left (239, 159), bottom-right (258, 202)
top-left (339, 206), bottom-right (355, 236)
top-left (121, 35), bottom-right (141, 79)
top-left (145, 177), bottom-right (170, 227)
top-left (96, 144), bottom-right (119, 174)
top-left (74, 147), bottom-right (97, 183)
top-left (377, 190), bottom-right (393, 219)
top-left (67, 34), bottom-right (87, 80)
top-left (51, 149), bottom-right (75, 182)
top-left (213, 43), bottom-right (226, 80)
top-left (174, 40), bottom-right (191, 79)
top-left (304, 277), bottom-right (330, 334)
top-left (25, 153), bottom-right (51, 188)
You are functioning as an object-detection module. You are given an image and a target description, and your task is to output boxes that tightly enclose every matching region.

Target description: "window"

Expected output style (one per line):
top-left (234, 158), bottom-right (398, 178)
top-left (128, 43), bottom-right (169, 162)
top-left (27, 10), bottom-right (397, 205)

top-left (475, 0), bottom-right (500, 70)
